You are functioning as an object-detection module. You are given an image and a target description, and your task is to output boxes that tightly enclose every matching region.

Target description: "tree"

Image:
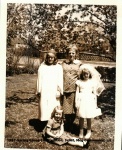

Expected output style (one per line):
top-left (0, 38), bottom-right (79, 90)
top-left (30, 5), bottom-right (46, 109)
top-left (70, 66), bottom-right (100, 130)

top-left (7, 4), bottom-right (116, 59)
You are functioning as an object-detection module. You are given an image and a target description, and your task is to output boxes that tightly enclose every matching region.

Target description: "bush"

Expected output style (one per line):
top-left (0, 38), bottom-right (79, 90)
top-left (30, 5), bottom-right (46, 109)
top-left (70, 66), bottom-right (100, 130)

top-left (6, 64), bottom-right (39, 76)
top-left (95, 66), bottom-right (116, 83)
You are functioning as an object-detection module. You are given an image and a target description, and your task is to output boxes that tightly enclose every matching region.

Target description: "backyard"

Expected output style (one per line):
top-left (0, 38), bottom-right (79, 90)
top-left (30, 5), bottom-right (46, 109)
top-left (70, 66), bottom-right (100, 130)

top-left (4, 3), bottom-right (117, 149)
top-left (5, 73), bottom-right (115, 150)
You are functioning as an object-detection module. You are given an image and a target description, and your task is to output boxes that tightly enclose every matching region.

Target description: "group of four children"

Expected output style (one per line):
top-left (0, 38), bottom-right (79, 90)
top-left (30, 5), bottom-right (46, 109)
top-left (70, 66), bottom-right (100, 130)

top-left (36, 45), bottom-right (105, 147)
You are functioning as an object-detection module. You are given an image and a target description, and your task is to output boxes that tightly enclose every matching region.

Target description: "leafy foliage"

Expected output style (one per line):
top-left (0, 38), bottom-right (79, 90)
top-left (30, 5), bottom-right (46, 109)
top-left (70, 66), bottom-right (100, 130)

top-left (96, 66), bottom-right (116, 82)
top-left (7, 4), bottom-right (116, 59)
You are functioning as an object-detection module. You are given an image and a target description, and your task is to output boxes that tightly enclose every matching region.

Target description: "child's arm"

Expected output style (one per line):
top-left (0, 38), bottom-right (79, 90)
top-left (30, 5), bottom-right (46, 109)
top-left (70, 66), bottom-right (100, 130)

top-left (58, 123), bottom-right (64, 137)
top-left (57, 65), bottom-right (63, 96)
top-left (75, 85), bottom-right (80, 109)
top-left (46, 127), bottom-right (58, 138)
top-left (48, 123), bottom-right (64, 138)
top-left (36, 66), bottom-right (41, 95)
top-left (45, 119), bottom-right (59, 138)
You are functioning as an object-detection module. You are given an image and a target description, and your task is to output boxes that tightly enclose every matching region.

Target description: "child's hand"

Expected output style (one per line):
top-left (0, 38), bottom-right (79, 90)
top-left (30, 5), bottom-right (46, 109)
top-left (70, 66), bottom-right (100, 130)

top-left (76, 107), bottom-right (79, 111)
top-left (75, 103), bottom-right (79, 110)
top-left (56, 91), bottom-right (61, 98)
top-left (55, 133), bottom-right (61, 138)
top-left (36, 93), bottom-right (41, 98)
top-left (55, 135), bottom-right (60, 138)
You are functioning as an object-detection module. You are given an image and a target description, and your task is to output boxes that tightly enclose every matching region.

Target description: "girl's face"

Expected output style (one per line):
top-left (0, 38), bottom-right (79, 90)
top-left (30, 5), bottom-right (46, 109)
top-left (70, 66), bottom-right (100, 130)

top-left (68, 50), bottom-right (76, 62)
top-left (82, 71), bottom-right (90, 80)
top-left (54, 111), bottom-right (62, 121)
top-left (47, 53), bottom-right (55, 65)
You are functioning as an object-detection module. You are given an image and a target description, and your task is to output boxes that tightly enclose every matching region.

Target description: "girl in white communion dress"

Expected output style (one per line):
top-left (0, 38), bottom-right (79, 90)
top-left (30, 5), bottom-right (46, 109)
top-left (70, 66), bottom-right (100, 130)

top-left (75, 64), bottom-right (105, 140)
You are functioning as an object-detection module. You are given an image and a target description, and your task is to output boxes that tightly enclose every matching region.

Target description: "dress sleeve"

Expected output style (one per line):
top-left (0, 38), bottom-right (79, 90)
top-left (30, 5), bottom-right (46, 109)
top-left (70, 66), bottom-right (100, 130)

top-left (79, 64), bottom-right (105, 96)
top-left (36, 63), bottom-right (43, 94)
top-left (46, 119), bottom-right (53, 128)
top-left (57, 64), bottom-right (63, 95)
top-left (75, 80), bottom-right (80, 86)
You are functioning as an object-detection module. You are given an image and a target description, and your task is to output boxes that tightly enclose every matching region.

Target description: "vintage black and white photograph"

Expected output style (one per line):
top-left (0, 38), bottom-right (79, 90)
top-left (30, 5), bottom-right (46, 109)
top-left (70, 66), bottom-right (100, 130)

top-left (1, 1), bottom-right (120, 150)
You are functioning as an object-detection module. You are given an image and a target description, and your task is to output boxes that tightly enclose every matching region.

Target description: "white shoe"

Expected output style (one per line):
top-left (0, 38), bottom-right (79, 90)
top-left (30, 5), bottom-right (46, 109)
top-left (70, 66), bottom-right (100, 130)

top-left (79, 134), bottom-right (84, 139)
top-left (79, 129), bottom-right (84, 139)
top-left (85, 130), bottom-right (91, 139)
top-left (83, 140), bottom-right (87, 145)
top-left (78, 141), bottom-right (84, 147)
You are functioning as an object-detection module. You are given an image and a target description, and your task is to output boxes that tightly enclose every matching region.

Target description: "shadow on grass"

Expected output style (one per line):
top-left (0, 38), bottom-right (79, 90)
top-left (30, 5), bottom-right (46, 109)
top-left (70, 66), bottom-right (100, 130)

top-left (70, 123), bottom-right (95, 137)
top-left (6, 85), bottom-right (115, 118)
top-left (29, 118), bottom-right (47, 132)
top-left (5, 120), bottom-right (18, 127)
top-left (6, 94), bottom-right (38, 108)
top-left (71, 123), bottom-right (80, 136)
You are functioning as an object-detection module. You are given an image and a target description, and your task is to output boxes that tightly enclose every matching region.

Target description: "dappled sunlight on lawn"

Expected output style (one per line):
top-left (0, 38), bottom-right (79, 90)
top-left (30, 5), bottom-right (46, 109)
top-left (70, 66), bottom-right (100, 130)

top-left (5, 74), bottom-right (115, 149)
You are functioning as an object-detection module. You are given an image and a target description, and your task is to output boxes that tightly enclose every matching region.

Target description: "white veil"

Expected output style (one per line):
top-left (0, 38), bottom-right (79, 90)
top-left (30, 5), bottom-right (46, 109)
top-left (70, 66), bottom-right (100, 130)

top-left (79, 64), bottom-right (105, 96)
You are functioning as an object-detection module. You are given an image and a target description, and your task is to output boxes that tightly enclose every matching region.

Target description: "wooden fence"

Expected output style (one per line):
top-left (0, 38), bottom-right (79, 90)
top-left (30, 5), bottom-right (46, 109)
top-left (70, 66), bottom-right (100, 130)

top-left (57, 52), bottom-right (115, 62)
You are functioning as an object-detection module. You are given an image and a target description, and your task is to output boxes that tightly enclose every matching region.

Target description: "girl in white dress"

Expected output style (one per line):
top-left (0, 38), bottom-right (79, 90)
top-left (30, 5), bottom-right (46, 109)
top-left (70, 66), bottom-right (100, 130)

top-left (36, 49), bottom-right (63, 121)
top-left (75, 64), bottom-right (105, 139)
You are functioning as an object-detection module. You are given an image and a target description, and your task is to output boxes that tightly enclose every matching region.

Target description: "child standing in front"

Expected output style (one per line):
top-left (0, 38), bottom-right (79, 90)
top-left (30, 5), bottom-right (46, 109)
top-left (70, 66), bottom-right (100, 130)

top-left (75, 64), bottom-right (105, 140)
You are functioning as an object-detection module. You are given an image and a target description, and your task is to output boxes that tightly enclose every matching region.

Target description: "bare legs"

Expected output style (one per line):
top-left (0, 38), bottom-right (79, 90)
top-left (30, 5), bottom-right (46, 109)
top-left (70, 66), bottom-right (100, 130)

top-left (85, 118), bottom-right (91, 139)
top-left (79, 118), bottom-right (84, 138)
top-left (79, 118), bottom-right (92, 139)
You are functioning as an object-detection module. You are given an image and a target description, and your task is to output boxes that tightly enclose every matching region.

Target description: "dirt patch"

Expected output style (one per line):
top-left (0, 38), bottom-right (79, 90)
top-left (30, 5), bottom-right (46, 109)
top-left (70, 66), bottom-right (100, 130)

top-left (5, 74), bottom-right (115, 150)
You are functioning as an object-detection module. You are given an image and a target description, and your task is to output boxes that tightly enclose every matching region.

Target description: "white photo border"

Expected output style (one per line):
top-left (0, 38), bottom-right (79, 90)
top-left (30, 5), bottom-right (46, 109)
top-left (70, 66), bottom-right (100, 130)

top-left (0, 0), bottom-right (122, 150)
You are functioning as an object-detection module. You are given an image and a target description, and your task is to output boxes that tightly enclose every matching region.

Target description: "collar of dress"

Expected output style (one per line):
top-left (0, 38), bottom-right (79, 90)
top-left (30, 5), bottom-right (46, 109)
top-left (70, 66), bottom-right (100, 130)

top-left (64, 59), bottom-right (80, 64)
top-left (53, 118), bottom-right (62, 124)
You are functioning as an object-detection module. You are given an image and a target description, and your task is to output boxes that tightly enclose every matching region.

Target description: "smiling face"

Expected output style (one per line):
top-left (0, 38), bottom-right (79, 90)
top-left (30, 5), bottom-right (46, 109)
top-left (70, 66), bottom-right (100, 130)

top-left (54, 111), bottom-right (62, 121)
top-left (68, 49), bottom-right (76, 62)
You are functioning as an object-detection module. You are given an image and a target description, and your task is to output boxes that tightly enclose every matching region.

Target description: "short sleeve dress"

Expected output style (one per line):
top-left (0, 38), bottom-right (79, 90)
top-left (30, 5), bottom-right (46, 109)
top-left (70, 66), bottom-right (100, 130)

top-left (75, 79), bottom-right (102, 118)
top-left (43, 118), bottom-right (70, 145)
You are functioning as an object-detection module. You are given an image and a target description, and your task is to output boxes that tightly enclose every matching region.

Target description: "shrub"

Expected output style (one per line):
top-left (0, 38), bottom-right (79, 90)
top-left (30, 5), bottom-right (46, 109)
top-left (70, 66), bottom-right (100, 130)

top-left (95, 66), bottom-right (116, 83)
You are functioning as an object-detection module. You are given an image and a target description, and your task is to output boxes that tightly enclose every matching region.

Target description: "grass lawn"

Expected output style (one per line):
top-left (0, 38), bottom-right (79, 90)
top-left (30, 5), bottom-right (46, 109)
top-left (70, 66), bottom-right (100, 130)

top-left (5, 74), bottom-right (115, 150)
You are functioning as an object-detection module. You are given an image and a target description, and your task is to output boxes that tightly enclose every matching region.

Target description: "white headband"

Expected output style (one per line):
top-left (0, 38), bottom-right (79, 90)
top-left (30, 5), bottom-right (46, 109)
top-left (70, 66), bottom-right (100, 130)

top-left (55, 106), bottom-right (63, 113)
